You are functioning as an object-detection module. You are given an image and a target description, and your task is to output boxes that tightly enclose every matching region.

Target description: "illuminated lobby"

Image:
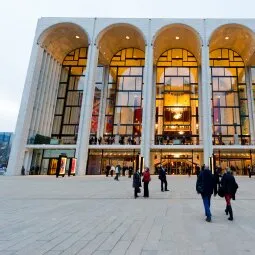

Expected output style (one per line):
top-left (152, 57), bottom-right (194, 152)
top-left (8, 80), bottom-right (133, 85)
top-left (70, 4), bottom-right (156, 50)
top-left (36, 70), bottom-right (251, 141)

top-left (7, 18), bottom-right (255, 175)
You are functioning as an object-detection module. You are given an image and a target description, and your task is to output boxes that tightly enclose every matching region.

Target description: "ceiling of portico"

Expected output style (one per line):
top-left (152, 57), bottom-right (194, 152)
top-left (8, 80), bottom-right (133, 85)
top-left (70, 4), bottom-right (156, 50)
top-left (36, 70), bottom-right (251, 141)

top-left (38, 23), bottom-right (89, 63)
top-left (209, 24), bottom-right (255, 65)
top-left (97, 24), bottom-right (145, 65)
top-left (153, 24), bottom-right (202, 65)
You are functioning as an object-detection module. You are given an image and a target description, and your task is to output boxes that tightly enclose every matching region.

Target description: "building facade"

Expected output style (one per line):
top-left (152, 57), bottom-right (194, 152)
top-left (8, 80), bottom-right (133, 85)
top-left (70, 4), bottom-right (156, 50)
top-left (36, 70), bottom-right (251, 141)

top-left (7, 18), bottom-right (255, 175)
top-left (0, 132), bottom-right (13, 168)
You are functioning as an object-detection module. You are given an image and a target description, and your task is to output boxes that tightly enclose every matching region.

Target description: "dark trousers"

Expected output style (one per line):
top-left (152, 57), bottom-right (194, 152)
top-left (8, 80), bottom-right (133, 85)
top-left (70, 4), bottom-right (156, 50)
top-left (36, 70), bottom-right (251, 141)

top-left (134, 187), bottom-right (139, 198)
top-left (106, 170), bottom-right (109, 177)
top-left (114, 173), bottom-right (119, 180)
top-left (161, 179), bottom-right (168, 191)
top-left (225, 194), bottom-right (232, 206)
top-left (144, 182), bottom-right (149, 197)
top-left (202, 194), bottom-right (212, 219)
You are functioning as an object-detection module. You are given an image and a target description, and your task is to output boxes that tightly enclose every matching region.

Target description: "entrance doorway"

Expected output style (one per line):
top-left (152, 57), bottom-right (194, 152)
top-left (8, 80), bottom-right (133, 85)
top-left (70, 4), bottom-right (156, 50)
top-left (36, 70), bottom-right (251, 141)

top-left (152, 150), bottom-right (202, 175)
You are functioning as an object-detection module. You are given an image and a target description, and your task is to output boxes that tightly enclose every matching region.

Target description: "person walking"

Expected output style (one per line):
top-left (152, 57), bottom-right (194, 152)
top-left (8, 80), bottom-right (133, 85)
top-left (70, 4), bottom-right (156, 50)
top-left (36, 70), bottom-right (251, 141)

top-left (196, 166), bottom-right (214, 222)
top-left (213, 165), bottom-right (222, 196)
top-left (105, 164), bottom-right (111, 177)
top-left (247, 165), bottom-right (251, 178)
top-left (114, 164), bottom-right (120, 181)
top-left (133, 169), bottom-right (141, 198)
top-left (221, 167), bottom-right (238, 221)
top-left (142, 167), bottom-right (151, 198)
top-left (158, 165), bottom-right (169, 192)
top-left (110, 165), bottom-right (115, 177)
top-left (195, 165), bottom-right (201, 178)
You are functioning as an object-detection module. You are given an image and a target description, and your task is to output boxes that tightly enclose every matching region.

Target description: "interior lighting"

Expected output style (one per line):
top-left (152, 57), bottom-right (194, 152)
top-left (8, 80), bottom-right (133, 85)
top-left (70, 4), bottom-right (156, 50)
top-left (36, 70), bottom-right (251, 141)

top-left (126, 35), bottom-right (130, 40)
top-left (175, 36), bottom-right (180, 40)
top-left (75, 35), bottom-right (80, 39)
top-left (225, 36), bottom-right (229, 40)
top-left (179, 131), bottom-right (184, 135)
top-left (173, 113), bottom-right (182, 120)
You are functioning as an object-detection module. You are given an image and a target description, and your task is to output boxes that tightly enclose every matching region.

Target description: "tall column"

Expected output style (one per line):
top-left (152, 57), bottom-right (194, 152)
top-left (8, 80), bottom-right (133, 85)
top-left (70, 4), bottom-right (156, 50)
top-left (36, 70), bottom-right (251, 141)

top-left (151, 67), bottom-right (156, 142)
top-left (201, 43), bottom-right (213, 166)
top-left (34, 53), bottom-right (51, 135)
top-left (48, 63), bottom-right (62, 136)
top-left (198, 68), bottom-right (203, 145)
top-left (76, 43), bottom-right (99, 175)
top-left (39, 55), bottom-right (54, 136)
top-left (245, 67), bottom-right (255, 144)
top-left (141, 43), bottom-right (154, 167)
top-left (7, 45), bottom-right (44, 175)
top-left (29, 50), bottom-right (47, 138)
top-left (46, 62), bottom-right (61, 136)
top-left (42, 58), bottom-right (58, 136)
top-left (98, 66), bottom-right (109, 138)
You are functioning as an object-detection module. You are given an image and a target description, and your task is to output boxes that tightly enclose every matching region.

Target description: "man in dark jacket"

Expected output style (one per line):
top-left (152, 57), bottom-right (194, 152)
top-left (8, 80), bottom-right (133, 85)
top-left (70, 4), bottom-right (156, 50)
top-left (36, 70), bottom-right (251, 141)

top-left (158, 165), bottom-right (169, 192)
top-left (133, 169), bottom-right (141, 198)
top-left (196, 166), bottom-right (214, 222)
top-left (221, 168), bottom-right (238, 221)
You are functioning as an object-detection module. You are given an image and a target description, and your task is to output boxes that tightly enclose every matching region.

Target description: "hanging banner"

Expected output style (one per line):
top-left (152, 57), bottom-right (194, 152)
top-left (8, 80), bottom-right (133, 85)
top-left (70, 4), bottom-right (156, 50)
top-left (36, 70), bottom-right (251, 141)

top-left (70, 158), bottom-right (76, 175)
top-left (59, 157), bottom-right (67, 175)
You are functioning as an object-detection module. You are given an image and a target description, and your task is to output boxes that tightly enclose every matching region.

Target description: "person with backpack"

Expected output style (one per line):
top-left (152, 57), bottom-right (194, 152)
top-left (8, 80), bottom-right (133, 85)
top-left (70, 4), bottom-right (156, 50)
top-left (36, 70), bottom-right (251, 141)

top-left (221, 167), bottom-right (238, 221)
top-left (142, 167), bottom-right (151, 198)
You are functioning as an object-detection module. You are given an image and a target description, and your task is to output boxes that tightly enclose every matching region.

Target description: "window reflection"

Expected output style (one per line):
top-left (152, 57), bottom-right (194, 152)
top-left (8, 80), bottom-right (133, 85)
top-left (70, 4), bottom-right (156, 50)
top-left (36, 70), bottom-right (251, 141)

top-left (155, 49), bottom-right (199, 145)
top-left (210, 49), bottom-right (250, 145)
top-left (104, 48), bottom-right (144, 144)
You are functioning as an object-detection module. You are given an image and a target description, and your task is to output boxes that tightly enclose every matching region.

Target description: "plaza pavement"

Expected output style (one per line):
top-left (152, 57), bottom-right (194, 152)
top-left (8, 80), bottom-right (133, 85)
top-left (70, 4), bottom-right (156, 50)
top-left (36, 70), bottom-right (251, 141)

top-left (0, 175), bottom-right (255, 255)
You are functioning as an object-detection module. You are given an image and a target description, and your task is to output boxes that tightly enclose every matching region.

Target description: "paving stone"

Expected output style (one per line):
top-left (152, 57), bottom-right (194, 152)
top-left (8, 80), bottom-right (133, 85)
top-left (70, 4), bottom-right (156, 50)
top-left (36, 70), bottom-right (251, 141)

top-left (0, 176), bottom-right (255, 255)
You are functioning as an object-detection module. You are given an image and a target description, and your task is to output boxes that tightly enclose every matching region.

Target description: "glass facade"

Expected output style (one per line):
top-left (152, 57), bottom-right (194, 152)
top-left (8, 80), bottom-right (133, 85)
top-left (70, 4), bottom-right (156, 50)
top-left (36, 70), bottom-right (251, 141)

top-left (52, 48), bottom-right (88, 144)
top-left (104, 48), bottom-right (145, 145)
top-left (16, 21), bottom-right (255, 176)
top-left (155, 49), bottom-right (199, 145)
top-left (210, 49), bottom-right (250, 145)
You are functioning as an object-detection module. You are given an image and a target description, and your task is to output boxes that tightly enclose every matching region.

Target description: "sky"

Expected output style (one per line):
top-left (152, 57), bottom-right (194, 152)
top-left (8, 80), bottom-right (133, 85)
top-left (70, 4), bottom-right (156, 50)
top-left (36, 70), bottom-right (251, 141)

top-left (0, 0), bottom-right (255, 132)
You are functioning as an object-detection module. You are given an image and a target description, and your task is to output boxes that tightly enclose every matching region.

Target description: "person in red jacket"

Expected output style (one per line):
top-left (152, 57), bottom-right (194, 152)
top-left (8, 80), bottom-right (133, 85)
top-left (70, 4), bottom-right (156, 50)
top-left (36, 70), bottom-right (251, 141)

top-left (142, 167), bottom-right (151, 198)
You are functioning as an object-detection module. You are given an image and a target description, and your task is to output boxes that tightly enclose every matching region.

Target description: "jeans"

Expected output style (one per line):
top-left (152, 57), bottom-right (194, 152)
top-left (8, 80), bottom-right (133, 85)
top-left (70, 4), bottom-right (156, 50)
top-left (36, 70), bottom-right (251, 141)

top-left (202, 194), bottom-right (212, 219)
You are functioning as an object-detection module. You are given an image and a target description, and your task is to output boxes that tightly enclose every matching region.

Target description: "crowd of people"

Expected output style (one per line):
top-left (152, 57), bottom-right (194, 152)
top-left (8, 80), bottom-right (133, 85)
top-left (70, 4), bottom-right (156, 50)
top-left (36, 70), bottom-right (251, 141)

top-left (107, 163), bottom-right (239, 223)
top-left (89, 135), bottom-right (141, 145)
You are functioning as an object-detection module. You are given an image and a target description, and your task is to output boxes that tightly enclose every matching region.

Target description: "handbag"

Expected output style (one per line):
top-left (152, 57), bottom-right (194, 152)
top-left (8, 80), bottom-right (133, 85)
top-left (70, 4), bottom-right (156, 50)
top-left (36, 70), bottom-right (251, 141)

top-left (218, 185), bottom-right (224, 197)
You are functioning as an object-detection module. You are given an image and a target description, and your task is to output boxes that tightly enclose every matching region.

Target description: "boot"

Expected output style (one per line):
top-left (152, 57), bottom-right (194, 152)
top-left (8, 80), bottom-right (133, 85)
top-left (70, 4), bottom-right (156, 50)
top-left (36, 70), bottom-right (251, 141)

top-left (227, 205), bottom-right (233, 221)
top-left (225, 206), bottom-right (228, 215)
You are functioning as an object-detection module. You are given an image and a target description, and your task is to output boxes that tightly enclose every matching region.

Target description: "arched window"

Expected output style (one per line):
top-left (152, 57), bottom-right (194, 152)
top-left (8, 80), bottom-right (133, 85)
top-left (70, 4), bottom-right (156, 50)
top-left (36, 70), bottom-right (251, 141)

top-left (52, 47), bottom-right (88, 144)
top-left (104, 48), bottom-right (145, 144)
top-left (210, 49), bottom-right (250, 145)
top-left (155, 49), bottom-right (199, 145)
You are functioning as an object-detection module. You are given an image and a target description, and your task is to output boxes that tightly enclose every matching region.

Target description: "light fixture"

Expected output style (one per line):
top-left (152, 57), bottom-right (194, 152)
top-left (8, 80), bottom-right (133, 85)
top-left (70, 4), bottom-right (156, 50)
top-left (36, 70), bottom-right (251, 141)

top-left (75, 35), bottom-right (80, 39)
top-left (173, 113), bottom-right (182, 120)
top-left (175, 36), bottom-right (180, 40)
top-left (126, 35), bottom-right (130, 40)
top-left (103, 52), bottom-right (106, 55)
top-left (225, 36), bottom-right (229, 40)
top-left (179, 131), bottom-right (184, 135)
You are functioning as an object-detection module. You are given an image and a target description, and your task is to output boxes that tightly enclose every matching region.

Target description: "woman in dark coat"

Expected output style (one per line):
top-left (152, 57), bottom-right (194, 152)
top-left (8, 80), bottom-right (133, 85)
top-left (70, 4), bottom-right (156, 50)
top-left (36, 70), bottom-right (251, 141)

top-left (142, 167), bottom-right (151, 198)
top-left (221, 167), bottom-right (238, 221)
top-left (133, 169), bottom-right (141, 199)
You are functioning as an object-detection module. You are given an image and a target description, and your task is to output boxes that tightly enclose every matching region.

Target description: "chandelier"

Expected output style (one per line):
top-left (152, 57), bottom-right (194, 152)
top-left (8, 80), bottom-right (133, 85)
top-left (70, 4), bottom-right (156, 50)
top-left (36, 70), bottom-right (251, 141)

top-left (172, 108), bottom-right (183, 120)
